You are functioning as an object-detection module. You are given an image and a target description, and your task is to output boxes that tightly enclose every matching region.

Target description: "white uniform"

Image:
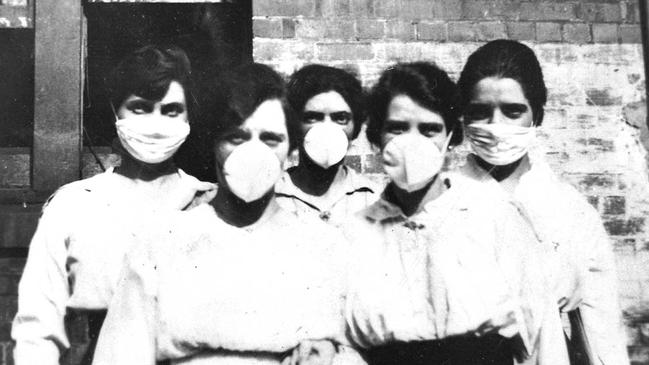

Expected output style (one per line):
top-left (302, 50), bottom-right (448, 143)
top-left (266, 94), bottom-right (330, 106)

top-left (12, 168), bottom-right (214, 365)
top-left (461, 153), bottom-right (630, 365)
top-left (343, 172), bottom-right (567, 364)
top-left (92, 202), bottom-right (365, 365)
top-left (276, 166), bottom-right (379, 228)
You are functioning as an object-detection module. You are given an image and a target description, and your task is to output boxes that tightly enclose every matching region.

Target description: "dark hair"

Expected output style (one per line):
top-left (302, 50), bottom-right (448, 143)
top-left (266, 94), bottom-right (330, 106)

top-left (458, 39), bottom-right (547, 126)
top-left (183, 63), bottom-right (293, 181)
top-left (198, 63), bottom-right (294, 145)
top-left (366, 62), bottom-right (461, 147)
top-left (287, 64), bottom-right (365, 144)
top-left (106, 45), bottom-right (193, 111)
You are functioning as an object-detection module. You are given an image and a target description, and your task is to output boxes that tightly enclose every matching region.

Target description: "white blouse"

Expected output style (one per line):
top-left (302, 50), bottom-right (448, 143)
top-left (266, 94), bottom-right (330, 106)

top-left (92, 202), bottom-right (364, 365)
top-left (12, 168), bottom-right (214, 365)
top-left (462, 153), bottom-right (630, 365)
top-left (343, 172), bottom-right (563, 363)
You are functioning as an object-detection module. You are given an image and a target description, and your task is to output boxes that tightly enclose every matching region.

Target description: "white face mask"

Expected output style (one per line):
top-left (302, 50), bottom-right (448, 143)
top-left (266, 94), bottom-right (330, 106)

top-left (465, 123), bottom-right (535, 166)
top-left (382, 133), bottom-right (452, 193)
top-left (222, 141), bottom-right (282, 203)
top-left (302, 122), bottom-right (349, 169)
top-left (115, 116), bottom-right (190, 164)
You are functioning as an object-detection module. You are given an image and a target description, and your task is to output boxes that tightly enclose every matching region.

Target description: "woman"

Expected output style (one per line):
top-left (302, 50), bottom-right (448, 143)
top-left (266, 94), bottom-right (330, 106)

top-left (11, 45), bottom-right (216, 365)
top-left (458, 39), bottom-right (629, 364)
top-left (92, 63), bottom-right (365, 365)
top-left (275, 64), bottom-right (377, 227)
top-left (343, 62), bottom-right (561, 364)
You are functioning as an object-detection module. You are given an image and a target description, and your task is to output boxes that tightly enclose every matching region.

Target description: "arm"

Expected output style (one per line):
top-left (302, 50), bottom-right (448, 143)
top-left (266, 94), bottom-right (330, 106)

top-left (571, 200), bottom-right (629, 365)
top-left (92, 244), bottom-right (158, 365)
top-left (12, 193), bottom-right (72, 365)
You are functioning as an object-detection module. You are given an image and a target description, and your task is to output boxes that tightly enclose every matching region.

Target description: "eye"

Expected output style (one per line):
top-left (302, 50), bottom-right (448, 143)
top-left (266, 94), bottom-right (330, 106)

top-left (384, 121), bottom-right (409, 135)
top-left (501, 104), bottom-right (528, 119)
top-left (330, 111), bottom-right (352, 125)
top-left (260, 131), bottom-right (285, 147)
top-left (223, 129), bottom-right (249, 145)
top-left (302, 111), bottom-right (324, 124)
top-left (125, 100), bottom-right (153, 115)
top-left (418, 123), bottom-right (444, 137)
top-left (161, 103), bottom-right (185, 117)
top-left (465, 104), bottom-right (491, 121)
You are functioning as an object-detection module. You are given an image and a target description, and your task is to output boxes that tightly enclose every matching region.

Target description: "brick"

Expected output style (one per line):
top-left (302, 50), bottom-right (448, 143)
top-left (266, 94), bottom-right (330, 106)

top-left (0, 276), bottom-right (17, 296)
top-left (295, 19), bottom-right (326, 39)
top-left (385, 19), bottom-right (415, 40)
top-left (350, 0), bottom-right (373, 17)
top-left (356, 19), bottom-right (384, 39)
top-left (363, 153), bottom-right (384, 174)
top-left (620, 25), bottom-right (642, 43)
top-left (462, 0), bottom-right (520, 20)
top-left (316, 42), bottom-right (374, 61)
top-left (399, 0), bottom-right (434, 20)
top-left (519, 2), bottom-right (576, 21)
top-left (4, 0), bottom-right (27, 6)
top-left (0, 323), bottom-right (10, 342)
top-left (374, 0), bottom-right (400, 18)
top-left (253, 0), bottom-right (317, 17)
top-left (578, 3), bottom-right (622, 23)
top-left (562, 23), bottom-right (591, 43)
top-left (586, 88), bottom-right (622, 106)
top-left (577, 173), bottom-right (618, 191)
top-left (536, 22), bottom-right (562, 42)
top-left (592, 23), bottom-right (618, 43)
top-left (383, 43), bottom-right (422, 61)
top-left (623, 2), bottom-right (640, 24)
top-left (318, 0), bottom-right (351, 17)
top-left (431, 0), bottom-right (462, 20)
top-left (282, 19), bottom-right (296, 38)
top-left (448, 21), bottom-right (475, 42)
top-left (344, 155), bottom-right (361, 173)
top-left (324, 19), bottom-right (355, 40)
top-left (253, 40), bottom-right (315, 62)
top-left (576, 137), bottom-right (615, 152)
top-left (476, 21), bottom-right (507, 41)
top-left (417, 21), bottom-right (447, 41)
top-left (506, 22), bottom-right (535, 41)
top-left (604, 217), bottom-right (645, 236)
top-left (253, 18), bottom-right (283, 39)
top-left (604, 196), bottom-right (626, 215)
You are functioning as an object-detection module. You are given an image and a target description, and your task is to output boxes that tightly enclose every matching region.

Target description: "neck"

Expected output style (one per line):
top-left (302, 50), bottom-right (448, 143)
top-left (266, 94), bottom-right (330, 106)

top-left (291, 154), bottom-right (344, 196)
top-left (385, 174), bottom-right (446, 217)
top-left (212, 188), bottom-right (276, 228)
top-left (476, 154), bottom-right (531, 184)
top-left (115, 153), bottom-right (178, 183)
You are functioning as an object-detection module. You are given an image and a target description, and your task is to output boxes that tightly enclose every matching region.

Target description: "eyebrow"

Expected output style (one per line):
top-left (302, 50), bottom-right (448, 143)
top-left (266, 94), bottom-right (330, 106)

top-left (161, 102), bottom-right (186, 113)
top-left (260, 131), bottom-right (287, 141)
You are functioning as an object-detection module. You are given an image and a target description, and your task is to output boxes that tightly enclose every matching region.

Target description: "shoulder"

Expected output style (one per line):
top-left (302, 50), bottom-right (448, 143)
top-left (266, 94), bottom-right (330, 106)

top-left (42, 172), bottom-right (114, 212)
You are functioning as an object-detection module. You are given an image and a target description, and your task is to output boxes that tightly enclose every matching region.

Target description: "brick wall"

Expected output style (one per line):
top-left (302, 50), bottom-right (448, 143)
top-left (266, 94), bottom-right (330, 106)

top-left (0, 0), bottom-right (647, 364)
top-left (254, 0), bottom-right (649, 363)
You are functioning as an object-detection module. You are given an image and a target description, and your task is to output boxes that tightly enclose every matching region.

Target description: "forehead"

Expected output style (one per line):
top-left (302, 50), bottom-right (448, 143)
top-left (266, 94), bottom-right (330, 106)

top-left (304, 91), bottom-right (351, 112)
top-left (471, 77), bottom-right (528, 104)
top-left (123, 80), bottom-right (186, 105)
top-left (241, 99), bottom-right (287, 134)
top-left (387, 94), bottom-right (444, 125)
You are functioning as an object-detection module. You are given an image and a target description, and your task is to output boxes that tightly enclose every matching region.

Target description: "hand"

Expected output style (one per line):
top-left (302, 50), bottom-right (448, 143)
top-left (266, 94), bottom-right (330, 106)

top-left (281, 340), bottom-right (337, 365)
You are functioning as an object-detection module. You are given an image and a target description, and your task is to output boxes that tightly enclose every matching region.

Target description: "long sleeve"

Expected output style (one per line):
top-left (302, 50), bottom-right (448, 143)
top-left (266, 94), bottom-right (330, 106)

top-left (12, 193), bottom-right (73, 365)
top-left (92, 243), bottom-right (158, 365)
top-left (571, 200), bottom-right (629, 365)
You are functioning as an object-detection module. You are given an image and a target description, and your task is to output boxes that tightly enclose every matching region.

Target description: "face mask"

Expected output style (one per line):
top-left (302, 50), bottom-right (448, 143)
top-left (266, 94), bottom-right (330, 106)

top-left (222, 141), bottom-right (282, 203)
top-left (302, 122), bottom-right (349, 169)
top-left (465, 123), bottom-right (535, 166)
top-left (115, 116), bottom-right (190, 164)
top-left (382, 133), bottom-right (452, 193)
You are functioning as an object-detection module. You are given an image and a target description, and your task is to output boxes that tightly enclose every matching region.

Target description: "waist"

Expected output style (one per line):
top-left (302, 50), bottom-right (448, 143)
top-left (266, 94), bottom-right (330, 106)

top-left (366, 334), bottom-right (513, 365)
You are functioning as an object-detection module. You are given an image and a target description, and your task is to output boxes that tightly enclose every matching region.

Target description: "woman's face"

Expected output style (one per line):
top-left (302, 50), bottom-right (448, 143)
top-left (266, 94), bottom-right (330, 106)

top-left (299, 91), bottom-right (355, 141)
top-left (381, 94), bottom-right (447, 150)
top-left (464, 77), bottom-right (533, 127)
top-left (116, 80), bottom-right (188, 122)
top-left (214, 99), bottom-right (289, 166)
